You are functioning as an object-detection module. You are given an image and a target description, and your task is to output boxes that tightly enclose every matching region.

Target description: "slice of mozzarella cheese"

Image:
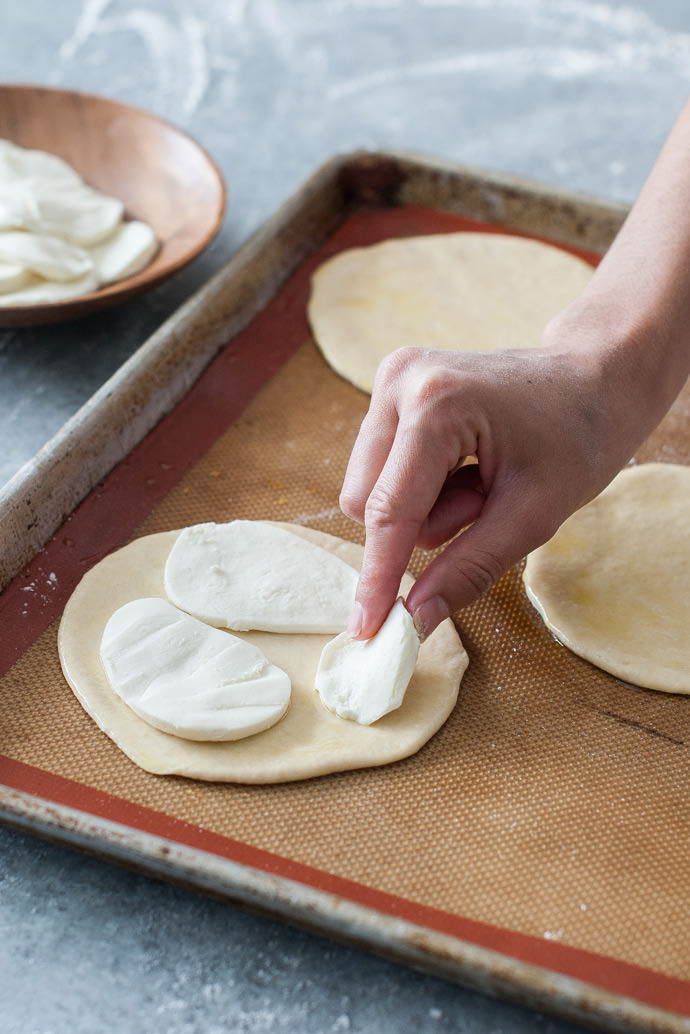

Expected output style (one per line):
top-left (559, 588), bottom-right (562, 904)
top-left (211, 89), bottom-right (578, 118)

top-left (0, 259), bottom-right (31, 294)
top-left (0, 138), bottom-right (84, 187)
top-left (164, 521), bottom-right (359, 634)
top-left (90, 219), bottom-right (159, 283)
top-left (100, 596), bottom-right (291, 741)
top-left (0, 181), bottom-right (28, 230)
top-left (19, 179), bottom-right (124, 245)
top-left (0, 230), bottom-right (92, 281)
top-left (0, 271), bottom-right (100, 306)
top-left (315, 598), bottom-right (420, 725)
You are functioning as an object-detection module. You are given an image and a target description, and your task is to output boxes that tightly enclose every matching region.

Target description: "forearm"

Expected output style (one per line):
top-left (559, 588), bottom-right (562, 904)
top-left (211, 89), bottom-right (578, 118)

top-left (544, 98), bottom-right (690, 437)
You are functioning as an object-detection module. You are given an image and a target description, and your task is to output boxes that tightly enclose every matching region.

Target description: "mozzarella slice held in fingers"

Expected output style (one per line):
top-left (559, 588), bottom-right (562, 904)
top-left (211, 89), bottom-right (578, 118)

top-left (315, 598), bottom-right (420, 725)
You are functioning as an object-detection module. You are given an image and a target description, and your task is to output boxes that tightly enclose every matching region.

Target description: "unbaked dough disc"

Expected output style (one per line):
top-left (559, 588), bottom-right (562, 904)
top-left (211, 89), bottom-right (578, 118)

top-left (523, 463), bottom-right (690, 693)
top-left (58, 524), bottom-right (468, 782)
top-left (307, 232), bottom-right (594, 393)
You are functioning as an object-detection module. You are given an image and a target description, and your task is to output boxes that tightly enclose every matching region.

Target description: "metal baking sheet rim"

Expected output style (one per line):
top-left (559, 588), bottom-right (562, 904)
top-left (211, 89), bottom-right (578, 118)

top-left (0, 786), bottom-right (680, 1034)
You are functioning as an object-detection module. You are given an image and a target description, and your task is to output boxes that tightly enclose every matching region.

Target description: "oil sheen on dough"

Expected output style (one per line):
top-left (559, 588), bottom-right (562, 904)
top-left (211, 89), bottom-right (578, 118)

top-left (307, 231), bottom-right (594, 393)
top-left (523, 463), bottom-right (690, 693)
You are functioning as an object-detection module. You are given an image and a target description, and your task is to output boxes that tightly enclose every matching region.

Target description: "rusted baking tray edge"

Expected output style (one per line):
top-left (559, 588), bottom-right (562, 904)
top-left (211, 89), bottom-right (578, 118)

top-left (4, 150), bottom-right (684, 1034)
top-left (0, 784), bottom-right (679, 1034)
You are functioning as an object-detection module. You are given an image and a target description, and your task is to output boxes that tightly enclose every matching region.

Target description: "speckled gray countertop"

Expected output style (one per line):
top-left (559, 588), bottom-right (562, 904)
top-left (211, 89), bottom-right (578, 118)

top-left (1, 3), bottom-right (688, 1032)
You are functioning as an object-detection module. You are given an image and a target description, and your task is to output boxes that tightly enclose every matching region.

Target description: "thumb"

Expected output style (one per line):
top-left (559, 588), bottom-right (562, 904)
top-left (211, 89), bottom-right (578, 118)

top-left (406, 489), bottom-right (556, 637)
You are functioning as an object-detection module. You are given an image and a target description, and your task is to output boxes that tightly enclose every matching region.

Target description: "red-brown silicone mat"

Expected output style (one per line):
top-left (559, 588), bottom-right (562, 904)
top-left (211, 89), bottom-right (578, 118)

top-left (2, 204), bottom-right (690, 1025)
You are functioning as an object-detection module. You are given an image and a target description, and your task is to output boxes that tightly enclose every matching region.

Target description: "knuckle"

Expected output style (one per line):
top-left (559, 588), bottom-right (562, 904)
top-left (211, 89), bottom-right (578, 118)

top-left (339, 484), bottom-right (364, 520)
top-left (363, 482), bottom-right (418, 534)
top-left (364, 485), bottom-right (398, 529)
top-left (374, 345), bottom-right (418, 388)
top-left (374, 348), bottom-right (464, 420)
top-left (455, 548), bottom-right (505, 599)
top-left (408, 364), bottom-right (457, 409)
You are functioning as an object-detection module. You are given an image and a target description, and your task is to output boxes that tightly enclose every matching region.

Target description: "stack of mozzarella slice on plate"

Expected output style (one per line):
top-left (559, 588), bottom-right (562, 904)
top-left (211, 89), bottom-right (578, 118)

top-left (0, 138), bottom-right (158, 305)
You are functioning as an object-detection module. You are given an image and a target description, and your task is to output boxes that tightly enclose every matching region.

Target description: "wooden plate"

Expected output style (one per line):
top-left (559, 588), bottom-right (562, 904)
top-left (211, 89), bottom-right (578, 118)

top-left (0, 84), bottom-right (226, 326)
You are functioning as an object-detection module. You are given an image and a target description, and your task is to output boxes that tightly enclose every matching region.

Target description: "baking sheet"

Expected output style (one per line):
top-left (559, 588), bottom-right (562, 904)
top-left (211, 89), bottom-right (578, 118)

top-left (1, 152), bottom-right (689, 1034)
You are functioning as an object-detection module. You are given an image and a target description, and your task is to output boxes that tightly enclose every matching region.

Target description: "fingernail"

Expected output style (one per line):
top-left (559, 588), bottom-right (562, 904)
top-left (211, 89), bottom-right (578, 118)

top-left (412, 596), bottom-right (449, 642)
top-left (347, 600), bottom-right (364, 637)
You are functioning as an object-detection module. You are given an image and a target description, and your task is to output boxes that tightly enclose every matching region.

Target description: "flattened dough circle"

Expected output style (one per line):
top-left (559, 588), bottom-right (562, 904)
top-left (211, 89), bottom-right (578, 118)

top-left (58, 525), bottom-right (468, 782)
top-left (523, 463), bottom-right (690, 693)
top-left (307, 232), bottom-right (594, 393)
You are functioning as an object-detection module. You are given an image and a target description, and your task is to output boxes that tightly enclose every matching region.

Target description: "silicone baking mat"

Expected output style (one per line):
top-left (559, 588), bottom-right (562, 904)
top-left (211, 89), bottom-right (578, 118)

top-left (2, 203), bottom-right (690, 1030)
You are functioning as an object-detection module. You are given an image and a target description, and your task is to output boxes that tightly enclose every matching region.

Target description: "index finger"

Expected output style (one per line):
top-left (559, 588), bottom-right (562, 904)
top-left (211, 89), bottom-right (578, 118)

top-left (351, 414), bottom-right (459, 639)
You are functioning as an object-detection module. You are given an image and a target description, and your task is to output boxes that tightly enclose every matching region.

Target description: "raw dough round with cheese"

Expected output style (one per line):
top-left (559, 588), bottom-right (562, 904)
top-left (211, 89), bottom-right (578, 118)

top-left (58, 525), bottom-right (468, 782)
top-left (523, 463), bottom-right (690, 693)
top-left (307, 232), bottom-right (594, 393)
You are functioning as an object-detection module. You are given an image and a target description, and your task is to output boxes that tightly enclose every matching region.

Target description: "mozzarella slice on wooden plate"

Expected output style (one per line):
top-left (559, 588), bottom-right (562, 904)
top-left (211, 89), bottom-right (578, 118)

top-left (0, 229), bottom-right (92, 281)
top-left (19, 179), bottom-right (124, 245)
top-left (90, 219), bottom-right (159, 283)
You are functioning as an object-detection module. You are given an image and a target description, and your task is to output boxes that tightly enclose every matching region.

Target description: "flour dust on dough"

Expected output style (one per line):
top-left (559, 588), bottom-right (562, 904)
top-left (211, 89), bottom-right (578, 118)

top-left (523, 463), bottom-right (690, 693)
top-left (307, 232), bottom-right (594, 393)
top-left (58, 524), bottom-right (468, 782)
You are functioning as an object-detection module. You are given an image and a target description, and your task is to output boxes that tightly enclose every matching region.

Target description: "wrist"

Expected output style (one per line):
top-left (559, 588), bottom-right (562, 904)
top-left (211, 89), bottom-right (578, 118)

top-left (542, 279), bottom-right (690, 445)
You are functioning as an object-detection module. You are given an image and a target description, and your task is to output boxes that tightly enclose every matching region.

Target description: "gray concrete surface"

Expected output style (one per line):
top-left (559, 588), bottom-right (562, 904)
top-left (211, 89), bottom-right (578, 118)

top-left (1, 1), bottom-right (688, 1031)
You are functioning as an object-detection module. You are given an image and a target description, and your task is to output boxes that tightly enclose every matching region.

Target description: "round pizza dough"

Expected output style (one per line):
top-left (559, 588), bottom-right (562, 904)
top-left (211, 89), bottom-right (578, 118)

top-left (523, 463), bottom-right (690, 693)
top-left (58, 524), bottom-right (468, 782)
top-left (307, 232), bottom-right (594, 393)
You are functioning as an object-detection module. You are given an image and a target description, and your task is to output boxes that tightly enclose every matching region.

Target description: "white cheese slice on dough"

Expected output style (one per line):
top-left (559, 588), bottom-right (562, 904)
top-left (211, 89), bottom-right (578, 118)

top-left (315, 598), bottom-right (420, 725)
top-left (164, 520), bottom-right (359, 634)
top-left (100, 596), bottom-right (291, 741)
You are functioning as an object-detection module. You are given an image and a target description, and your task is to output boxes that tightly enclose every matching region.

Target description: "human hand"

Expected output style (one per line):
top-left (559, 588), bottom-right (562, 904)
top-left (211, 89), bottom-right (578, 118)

top-left (340, 341), bottom-right (645, 641)
top-left (341, 98), bottom-right (690, 642)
